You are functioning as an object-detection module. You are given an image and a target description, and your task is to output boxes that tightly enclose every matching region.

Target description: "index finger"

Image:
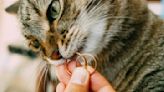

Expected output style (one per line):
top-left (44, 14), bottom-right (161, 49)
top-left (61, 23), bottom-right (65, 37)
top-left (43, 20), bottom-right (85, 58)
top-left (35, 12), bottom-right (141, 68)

top-left (87, 66), bottom-right (116, 92)
top-left (55, 61), bottom-right (79, 84)
top-left (55, 63), bottom-right (71, 84)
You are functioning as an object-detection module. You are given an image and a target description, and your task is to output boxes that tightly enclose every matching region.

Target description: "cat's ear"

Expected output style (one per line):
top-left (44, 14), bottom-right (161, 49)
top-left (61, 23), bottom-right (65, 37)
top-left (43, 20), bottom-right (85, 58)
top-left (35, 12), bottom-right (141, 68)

top-left (5, 1), bottom-right (20, 14)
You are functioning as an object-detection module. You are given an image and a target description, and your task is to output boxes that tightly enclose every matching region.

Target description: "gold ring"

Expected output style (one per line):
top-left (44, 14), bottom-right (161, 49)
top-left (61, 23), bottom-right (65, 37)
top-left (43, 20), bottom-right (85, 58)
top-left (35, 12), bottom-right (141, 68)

top-left (76, 52), bottom-right (97, 74)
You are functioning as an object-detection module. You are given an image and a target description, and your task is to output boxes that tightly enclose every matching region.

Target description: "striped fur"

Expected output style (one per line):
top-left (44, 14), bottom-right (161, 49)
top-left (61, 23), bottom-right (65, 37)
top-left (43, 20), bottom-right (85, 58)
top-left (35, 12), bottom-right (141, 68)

top-left (18, 0), bottom-right (164, 92)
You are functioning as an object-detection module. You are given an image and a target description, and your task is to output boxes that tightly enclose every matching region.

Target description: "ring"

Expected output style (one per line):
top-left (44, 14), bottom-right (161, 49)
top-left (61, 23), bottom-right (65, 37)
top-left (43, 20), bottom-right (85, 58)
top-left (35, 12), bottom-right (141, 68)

top-left (76, 52), bottom-right (97, 74)
top-left (43, 52), bottom-right (97, 75)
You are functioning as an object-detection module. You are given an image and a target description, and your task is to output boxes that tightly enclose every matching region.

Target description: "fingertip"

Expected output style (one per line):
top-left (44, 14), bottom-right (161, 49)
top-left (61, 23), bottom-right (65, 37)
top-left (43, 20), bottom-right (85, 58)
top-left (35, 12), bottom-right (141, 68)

top-left (98, 85), bottom-right (116, 92)
top-left (70, 67), bottom-right (90, 85)
top-left (87, 66), bottom-right (114, 92)
top-left (65, 67), bottom-right (90, 92)
top-left (55, 60), bottom-right (81, 84)
top-left (86, 66), bottom-right (96, 74)
top-left (67, 61), bottom-right (77, 73)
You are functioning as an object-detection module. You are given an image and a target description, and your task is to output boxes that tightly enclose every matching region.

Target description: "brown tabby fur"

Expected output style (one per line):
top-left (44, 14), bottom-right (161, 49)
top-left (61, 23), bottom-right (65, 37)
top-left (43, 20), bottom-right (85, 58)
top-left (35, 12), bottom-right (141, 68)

top-left (17, 0), bottom-right (164, 92)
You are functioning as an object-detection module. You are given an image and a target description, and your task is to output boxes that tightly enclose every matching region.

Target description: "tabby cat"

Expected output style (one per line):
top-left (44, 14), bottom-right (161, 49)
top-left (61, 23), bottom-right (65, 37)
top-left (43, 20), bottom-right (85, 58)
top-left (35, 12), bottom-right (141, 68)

top-left (17, 0), bottom-right (164, 92)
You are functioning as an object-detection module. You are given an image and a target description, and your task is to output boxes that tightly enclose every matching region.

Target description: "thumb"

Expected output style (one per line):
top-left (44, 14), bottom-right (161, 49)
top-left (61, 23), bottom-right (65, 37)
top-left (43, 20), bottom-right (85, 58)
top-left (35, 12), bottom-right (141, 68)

top-left (65, 67), bottom-right (90, 92)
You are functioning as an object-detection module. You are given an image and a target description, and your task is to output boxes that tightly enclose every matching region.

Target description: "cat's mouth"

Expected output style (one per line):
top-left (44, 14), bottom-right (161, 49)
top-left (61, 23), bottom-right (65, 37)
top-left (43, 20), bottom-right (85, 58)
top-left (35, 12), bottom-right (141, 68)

top-left (46, 50), bottom-right (65, 65)
top-left (48, 46), bottom-right (84, 66)
top-left (50, 50), bottom-right (62, 60)
top-left (47, 50), bottom-right (76, 66)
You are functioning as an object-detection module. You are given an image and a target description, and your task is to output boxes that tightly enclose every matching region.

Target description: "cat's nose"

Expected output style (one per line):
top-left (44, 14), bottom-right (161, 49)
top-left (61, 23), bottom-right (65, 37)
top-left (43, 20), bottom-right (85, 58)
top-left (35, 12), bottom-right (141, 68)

top-left (51, 50), bottom-right (62, 60)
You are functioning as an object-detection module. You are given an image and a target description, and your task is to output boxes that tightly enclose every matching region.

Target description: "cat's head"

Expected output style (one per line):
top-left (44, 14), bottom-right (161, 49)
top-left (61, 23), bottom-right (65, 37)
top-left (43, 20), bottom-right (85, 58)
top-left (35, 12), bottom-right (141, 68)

top-left (18, 0), bottom-right (113, 65)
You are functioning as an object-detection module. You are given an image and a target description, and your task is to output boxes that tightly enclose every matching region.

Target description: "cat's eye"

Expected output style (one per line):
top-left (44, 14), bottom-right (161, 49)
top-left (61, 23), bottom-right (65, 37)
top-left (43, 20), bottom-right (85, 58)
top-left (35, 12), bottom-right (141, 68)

top-left (29, 39), bottom-right (40, 52)
top-left (49, 1), bottom-right (61, 20)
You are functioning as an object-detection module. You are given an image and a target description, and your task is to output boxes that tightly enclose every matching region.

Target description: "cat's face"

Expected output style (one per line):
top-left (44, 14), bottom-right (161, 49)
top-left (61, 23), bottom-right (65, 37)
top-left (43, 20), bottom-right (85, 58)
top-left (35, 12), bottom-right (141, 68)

top-left (19, 0), bottom-right (112, 65)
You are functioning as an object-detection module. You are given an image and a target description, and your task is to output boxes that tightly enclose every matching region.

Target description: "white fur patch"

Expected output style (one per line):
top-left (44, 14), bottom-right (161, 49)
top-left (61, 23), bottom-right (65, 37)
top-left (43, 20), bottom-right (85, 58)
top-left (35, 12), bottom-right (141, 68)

top-left (83, 19), bottom-right (106, 55)
top-left (77, 10), bottom-right (107, 55)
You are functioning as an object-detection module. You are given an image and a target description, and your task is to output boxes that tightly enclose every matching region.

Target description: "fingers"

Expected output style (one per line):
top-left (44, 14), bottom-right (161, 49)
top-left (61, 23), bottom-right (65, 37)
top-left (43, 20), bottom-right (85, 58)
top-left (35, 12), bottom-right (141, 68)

top-left (65, 67), bottom-right (90, 92)
top-left (98, 85), bottom-right (116, 92)
top-left (65, 83), bottom-right (88, 92)
top-left (87, 66), bottom-right (116, 92)
top-left (55, 61), bottom-right (116, 92)
top-left (56, 66), bottom-right (90, 92)
top-left (56, 82), bottom-right (65, 92)
top-left (55, 64), bottom-right (71, 84)
top-left (66, 60), bottom-right (79, 73)
top-left (69, 67), bottom-right (89, 85)
top-left (55, 61), bottom-right (80, 84)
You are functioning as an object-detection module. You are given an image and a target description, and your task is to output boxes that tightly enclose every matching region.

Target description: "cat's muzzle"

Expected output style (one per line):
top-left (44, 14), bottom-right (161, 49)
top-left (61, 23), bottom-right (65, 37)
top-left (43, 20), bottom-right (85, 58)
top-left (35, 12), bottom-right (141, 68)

top-left (51, 50), bottom-right (62, 60)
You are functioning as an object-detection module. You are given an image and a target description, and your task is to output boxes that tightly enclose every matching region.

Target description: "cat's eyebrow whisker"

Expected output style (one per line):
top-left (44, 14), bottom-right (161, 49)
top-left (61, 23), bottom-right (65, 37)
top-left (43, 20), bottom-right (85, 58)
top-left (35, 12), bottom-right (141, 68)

top-left (85, 0), bottom-right (116, 11)
top-left (107, 16), bottom-right (136, 20)
top-left (108, 27), bottom-right (134, 32)
top-left (85, 2), bottom-right (115, 14)
top-left (79, 5), bottom-right (113, 23)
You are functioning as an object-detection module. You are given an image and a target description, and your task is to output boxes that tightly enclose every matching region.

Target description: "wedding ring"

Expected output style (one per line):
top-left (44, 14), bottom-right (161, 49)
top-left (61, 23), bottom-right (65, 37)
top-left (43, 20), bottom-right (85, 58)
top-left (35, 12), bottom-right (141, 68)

top-left (43, 52), bottom-right (97, 75)
top-left (76, 52), bottom-right (97, 74)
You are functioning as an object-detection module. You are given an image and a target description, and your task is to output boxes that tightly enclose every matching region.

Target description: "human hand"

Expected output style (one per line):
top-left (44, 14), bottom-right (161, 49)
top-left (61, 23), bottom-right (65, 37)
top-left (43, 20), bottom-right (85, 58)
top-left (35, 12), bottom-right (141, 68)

top-left (55, 61), bottom-right (116, 92)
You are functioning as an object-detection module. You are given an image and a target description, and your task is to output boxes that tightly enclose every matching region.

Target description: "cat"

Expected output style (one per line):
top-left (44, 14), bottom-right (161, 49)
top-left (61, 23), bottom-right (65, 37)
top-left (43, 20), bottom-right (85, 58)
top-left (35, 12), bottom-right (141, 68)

top-left (16, 0), bottom-right (164, 92)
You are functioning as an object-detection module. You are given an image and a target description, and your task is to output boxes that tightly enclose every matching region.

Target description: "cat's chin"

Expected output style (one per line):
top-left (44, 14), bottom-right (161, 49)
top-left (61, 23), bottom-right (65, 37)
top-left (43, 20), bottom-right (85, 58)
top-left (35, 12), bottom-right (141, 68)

top-left (47, 58), bottom-right (66, 66)
top-left (47, 54), bottom-right (78, 66)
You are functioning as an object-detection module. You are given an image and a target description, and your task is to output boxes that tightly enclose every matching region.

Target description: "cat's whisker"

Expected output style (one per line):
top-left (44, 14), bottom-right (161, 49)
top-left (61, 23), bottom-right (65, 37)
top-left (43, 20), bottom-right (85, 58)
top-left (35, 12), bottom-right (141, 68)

top-left (36, 63), bottom-right (49, 92)
top-left (43, 66), bottom-right (49, 92)
top-left (107, 16), bottom-right (136, 20)
top-left (36, 61), bottom-right (47, 74)
top-left (36, 67), bottom-right (46, 91)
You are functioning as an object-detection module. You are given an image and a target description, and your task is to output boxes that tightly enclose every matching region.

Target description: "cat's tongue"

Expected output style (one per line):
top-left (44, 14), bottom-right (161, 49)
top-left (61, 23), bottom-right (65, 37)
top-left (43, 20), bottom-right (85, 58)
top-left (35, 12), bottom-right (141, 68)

top-left (51, 51), bottom-right (62, 60)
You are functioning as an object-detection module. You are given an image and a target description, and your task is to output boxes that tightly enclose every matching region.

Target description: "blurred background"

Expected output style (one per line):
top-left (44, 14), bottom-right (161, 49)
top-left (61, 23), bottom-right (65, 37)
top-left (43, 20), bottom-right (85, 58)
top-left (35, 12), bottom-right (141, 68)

top-left (0, 1), bottom-right (41, 92)
top-left (0, 0), bottom-right (163, 92)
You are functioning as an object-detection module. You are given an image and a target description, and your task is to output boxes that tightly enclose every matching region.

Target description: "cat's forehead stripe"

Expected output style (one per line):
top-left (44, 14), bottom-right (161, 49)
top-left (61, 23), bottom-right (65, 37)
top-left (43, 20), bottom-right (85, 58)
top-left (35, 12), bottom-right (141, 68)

top-left (26, 0), bottom-right (41, 16)
top-left (24, 26), bottom-right (44, 40)
top-left (25, 0), bottom-right (52, 16)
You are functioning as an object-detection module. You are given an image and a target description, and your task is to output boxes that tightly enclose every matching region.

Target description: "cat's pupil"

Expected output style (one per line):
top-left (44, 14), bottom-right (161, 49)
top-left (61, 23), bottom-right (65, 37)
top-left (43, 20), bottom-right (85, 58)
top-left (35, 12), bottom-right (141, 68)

top-left (51, 7), bottom-right (57, 14)
top-left (51, 7), bottom-right (58, 19)
top-left (50, 1), bottom-right (60, 20)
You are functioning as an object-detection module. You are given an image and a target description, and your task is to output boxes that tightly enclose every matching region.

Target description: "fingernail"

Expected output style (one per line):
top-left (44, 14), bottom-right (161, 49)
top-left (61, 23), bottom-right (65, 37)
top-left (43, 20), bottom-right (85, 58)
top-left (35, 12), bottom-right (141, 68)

top-left (70, 67), bottom-right (88, 84)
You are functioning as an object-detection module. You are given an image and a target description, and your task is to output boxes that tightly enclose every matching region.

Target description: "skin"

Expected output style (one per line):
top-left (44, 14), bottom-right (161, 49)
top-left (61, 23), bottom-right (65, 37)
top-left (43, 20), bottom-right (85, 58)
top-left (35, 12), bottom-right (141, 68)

top-left (55, 61), bottom-right (116, 92)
